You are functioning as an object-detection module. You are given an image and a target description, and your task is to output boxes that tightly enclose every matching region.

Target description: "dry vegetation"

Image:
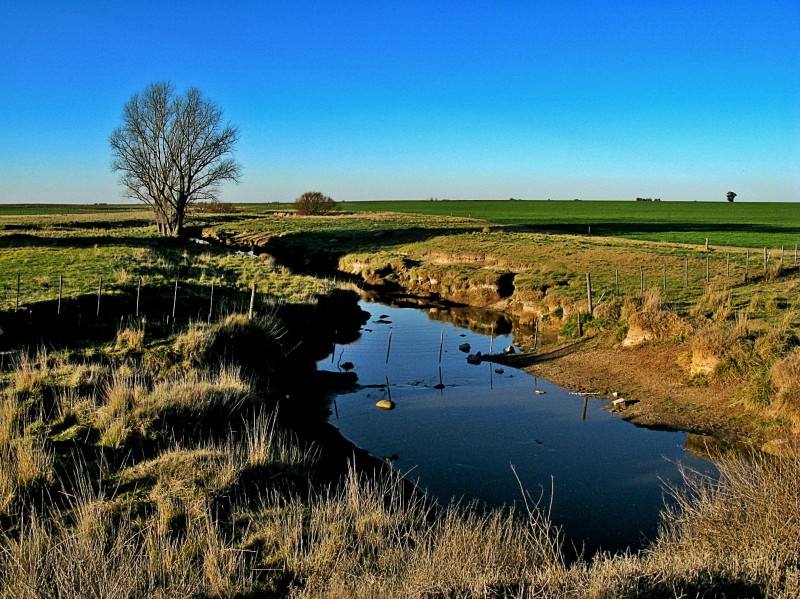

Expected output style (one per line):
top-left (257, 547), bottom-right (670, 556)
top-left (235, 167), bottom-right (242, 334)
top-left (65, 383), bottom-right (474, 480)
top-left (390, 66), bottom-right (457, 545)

top-left (1, 310), bottom-right (799, 597)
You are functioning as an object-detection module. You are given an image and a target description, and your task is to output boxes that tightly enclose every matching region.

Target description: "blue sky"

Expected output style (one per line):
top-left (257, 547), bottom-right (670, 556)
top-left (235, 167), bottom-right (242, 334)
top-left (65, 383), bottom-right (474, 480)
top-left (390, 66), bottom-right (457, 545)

top-left (1, 1), bottom-right (798, 203)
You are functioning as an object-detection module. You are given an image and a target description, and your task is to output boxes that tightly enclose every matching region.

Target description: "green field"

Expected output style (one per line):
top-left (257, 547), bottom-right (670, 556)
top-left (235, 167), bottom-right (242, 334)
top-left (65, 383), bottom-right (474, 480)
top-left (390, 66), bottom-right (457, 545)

top-left (3, 200), bottom-right (798, 250)
top-left (339, 200), bottom-right (800, 249)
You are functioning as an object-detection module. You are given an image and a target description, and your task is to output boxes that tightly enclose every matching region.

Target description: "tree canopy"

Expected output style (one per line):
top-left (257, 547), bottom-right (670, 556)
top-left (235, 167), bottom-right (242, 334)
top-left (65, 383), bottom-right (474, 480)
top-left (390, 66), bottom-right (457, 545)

top-left (294, 191), bottom-right (337, 215)
top-left (110, 82), bottom-right (240, 236)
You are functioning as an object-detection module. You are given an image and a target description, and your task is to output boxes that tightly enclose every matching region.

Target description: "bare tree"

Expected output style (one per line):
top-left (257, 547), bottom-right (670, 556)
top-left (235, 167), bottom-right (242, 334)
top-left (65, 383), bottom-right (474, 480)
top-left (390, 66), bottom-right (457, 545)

top-left (294, 191), bottom-right (337, 215)
top-left (109, 82), bottom-right (240, 236)
top-left (727, 191), bottom-right (737, 202)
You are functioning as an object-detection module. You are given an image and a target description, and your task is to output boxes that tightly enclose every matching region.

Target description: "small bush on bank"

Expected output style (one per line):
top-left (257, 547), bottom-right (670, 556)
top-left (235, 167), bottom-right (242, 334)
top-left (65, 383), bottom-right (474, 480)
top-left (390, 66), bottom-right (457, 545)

top-left (294, 191), bottom-right (337, 216)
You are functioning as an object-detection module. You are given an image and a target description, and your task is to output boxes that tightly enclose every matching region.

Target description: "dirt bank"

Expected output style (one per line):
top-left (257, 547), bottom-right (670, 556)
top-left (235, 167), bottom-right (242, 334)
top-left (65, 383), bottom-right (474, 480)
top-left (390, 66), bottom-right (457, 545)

top-left (526, 340), bottom-right (787, 447)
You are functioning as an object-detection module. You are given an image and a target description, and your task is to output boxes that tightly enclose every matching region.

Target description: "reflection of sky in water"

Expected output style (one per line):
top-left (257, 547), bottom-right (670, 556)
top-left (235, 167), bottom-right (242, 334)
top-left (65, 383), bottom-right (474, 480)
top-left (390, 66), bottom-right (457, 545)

top-left (320, 301), bottom-right (716, 556)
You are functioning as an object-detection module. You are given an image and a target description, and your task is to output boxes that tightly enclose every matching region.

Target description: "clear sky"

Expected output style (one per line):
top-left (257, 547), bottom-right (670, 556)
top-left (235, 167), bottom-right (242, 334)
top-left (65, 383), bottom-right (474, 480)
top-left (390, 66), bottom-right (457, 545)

top-left (1, 1), bottom-right (798, 203)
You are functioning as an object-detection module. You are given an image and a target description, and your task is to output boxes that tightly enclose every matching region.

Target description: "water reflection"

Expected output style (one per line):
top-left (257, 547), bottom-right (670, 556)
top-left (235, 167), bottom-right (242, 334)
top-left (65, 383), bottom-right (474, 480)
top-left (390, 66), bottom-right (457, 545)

top-left (321, 299), bottom-right (717, 557)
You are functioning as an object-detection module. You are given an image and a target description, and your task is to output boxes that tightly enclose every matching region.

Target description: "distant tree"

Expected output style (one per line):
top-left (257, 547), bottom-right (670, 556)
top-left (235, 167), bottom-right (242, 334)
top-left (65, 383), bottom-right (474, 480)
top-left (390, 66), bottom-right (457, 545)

top-left (294, 191), bottom-right (337, 215)
top-left (109, 81), bottom-right (241, 236)
top-left (727, 191), bottom-right (737, 202)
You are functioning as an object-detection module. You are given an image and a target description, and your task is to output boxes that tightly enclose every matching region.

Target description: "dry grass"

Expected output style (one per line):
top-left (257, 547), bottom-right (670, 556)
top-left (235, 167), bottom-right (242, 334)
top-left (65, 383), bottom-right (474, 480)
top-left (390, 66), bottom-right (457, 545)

top-left (242, 464), bottom-right (567, 598)
top-left (646, 450), bottom-right (800, 598)
top-left (0, 470), bottom-right (254, 599)
top-left (771, 348), bottom-right (800, 428)
top-left (622, 288), bottom-right (691, 344)
top-left (172, 312), bottom-right (284, 373)
top-left (0, 395), bottom-right (54, 514)
top-left (95, 363), bottom-right (252, 447)
top-left (691, 285), bottom-right (734, 321)
top-left (11, 349), bottom-right (52, 396)
top-left (114, 322), bottom-right (145, 351)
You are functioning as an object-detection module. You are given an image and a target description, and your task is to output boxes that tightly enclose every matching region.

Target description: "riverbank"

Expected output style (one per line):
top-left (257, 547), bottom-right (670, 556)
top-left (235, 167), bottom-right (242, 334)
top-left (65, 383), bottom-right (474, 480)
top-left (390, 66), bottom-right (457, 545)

top-left (205, 210), bottom-right (800, 449)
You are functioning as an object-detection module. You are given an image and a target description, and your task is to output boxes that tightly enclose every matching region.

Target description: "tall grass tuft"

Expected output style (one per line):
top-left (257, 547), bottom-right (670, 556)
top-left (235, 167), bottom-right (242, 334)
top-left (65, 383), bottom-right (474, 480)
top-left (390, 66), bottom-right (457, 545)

top-left (650, 451), bottom-right (800, 597)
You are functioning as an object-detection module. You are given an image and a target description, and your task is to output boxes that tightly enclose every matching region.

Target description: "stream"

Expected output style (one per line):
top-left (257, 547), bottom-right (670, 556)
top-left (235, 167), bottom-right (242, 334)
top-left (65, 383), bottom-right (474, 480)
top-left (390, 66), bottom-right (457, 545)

top-left (319, 298), bottom-right (716, 556)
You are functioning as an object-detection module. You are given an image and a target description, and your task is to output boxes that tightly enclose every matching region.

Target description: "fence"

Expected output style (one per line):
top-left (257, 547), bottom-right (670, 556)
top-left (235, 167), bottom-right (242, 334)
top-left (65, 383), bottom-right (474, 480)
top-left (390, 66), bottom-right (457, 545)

top-left (2, 243), bottom-right (798, 324)
top-left (0, 272), bottom-right (268, 328)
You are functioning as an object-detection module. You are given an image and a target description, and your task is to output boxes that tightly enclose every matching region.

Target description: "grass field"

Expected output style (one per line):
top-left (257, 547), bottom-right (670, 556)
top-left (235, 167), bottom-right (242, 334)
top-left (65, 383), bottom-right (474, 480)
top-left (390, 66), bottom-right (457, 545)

top-left (338, 200), bottom-right (800, 249)
top-left (4, 200), bottom-right (799, 251)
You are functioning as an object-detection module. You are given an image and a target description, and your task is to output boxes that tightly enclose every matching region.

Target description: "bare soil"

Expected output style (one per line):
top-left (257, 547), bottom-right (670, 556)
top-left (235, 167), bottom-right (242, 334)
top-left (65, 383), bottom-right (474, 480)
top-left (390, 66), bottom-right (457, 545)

top-left (526, 341), bottom-right (787, 447)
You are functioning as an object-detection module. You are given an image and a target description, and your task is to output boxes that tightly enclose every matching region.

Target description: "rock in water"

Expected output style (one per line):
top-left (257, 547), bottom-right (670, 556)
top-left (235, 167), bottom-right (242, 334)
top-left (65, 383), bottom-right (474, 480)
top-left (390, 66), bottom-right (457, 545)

top-left (458, 343), bottom-right (471, 353)
top-left (375, 399), bottom-right (395, 410)
top-left (494, 367), bottom-right (505, 374)
top-left (466, 352), bottom-right (482, 365)
top-left (503, 345), bottom-right (516, 354)
top-left (340, 362), bottom-right (354, 372)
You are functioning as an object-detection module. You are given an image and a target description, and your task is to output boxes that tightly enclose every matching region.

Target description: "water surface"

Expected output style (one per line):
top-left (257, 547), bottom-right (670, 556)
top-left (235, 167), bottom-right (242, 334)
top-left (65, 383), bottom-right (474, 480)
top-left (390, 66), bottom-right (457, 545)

top-left (321, 300), bottom-right (715, 555)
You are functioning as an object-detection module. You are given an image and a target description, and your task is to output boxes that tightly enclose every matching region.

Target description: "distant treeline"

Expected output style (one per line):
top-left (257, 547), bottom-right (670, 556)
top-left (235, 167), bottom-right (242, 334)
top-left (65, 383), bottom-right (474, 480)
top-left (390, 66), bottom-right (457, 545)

top-left (635, 197), bottom-right (661, 202)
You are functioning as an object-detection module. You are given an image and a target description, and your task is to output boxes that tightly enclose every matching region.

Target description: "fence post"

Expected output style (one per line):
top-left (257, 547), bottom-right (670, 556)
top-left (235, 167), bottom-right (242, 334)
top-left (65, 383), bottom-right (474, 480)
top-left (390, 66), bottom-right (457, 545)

top-left (58, 274), bottom-right (63, 315)
top-left (663, 263), bottom-right (667, 290)
top-left (172, 279), bottom-right (178, 320)
top-left (726, 253), bottom-right (730, 277)
top-left (586, 273), bottom-right (593, 314)
top-left (764, 247), bottom-right (768, 275)
top-left (248, 282), bottom-right (256, 319)
top-left (685, 257), bottom-right (689, 286)
top-left (136, 277), bottom-right (142, 318)
top-left (97, 276), bottom-right (103, 316)
top-left (780, 246), bottom-right (784, 269)
top-left (745, 249), bottom-right (749, 281)
top-left (208, 281), bottom-right (214, 324)
top-left (795, 243), bottom-right (797, 266)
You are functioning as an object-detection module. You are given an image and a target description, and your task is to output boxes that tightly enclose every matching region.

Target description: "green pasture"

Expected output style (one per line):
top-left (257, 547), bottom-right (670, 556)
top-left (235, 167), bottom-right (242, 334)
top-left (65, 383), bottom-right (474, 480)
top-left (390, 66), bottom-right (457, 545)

top-left (0, 210), bottom-right (330, 311)
top-left (339, 200), bottom-right (800, 249)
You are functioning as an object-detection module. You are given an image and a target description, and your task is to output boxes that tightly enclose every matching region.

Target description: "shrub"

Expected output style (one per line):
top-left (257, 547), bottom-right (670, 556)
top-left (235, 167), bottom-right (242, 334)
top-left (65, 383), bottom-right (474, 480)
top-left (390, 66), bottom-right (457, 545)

top-left (770, 347), bottom-right (800, 416)
top-left (294, 191), bottom-right (337, 216)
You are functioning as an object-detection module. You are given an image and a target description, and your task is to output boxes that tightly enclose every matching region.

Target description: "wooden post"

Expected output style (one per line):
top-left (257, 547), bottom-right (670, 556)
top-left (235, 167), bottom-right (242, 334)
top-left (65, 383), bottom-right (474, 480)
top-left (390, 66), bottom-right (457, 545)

top-left (172, 279), bottom-right (178, 320)
top-left (385, 332), bottom-right (393, 364)
top-left (248, 282), bottom-right (256, 319)
top-left (586, 273), bottom-right (593, 314)
top-left (726, 253), bottom-right (730, 277)
top-left (15, 273), bottom-right (20, 312)
top-left (577, 311), bottom-right (582, 337)
top-left (438, 329), bottom-right (444, 363)
top-left (489, 324), bottom-right (494, 354)
top-left (763, 247), bottom-right (768, 274)
top-left (614, 269), bottom-right (619, 296)
top-left (662, 263), bottom-right (667, 290)
top-left (745, 249), bottom-right (749, 281)
top-left (685, 257), bottom-right (689, 286)
top-left (640, 266), bottom-right (644, 293)
top-left (57, 274), bottom-right (63, 315)
top-left (780, 246), bottom-right (784, 269)
top-left (795, 243), bottom-right (797, 266)
top-left (97, 276), bottom-right (103, 316)
top-left (135, 277), bottom-right (141, 318)
top-left (207, 281), bottom-right (214, 324)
